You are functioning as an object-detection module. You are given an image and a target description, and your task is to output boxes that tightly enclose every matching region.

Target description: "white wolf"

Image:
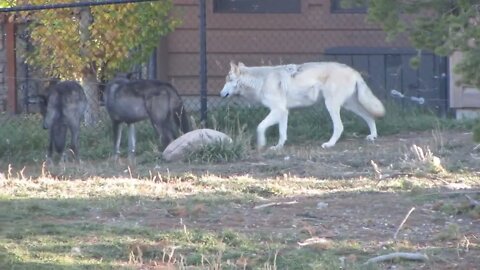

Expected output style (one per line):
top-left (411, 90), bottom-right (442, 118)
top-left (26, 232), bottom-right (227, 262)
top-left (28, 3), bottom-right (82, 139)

top-left (219, 61), bottom-right (386, 149)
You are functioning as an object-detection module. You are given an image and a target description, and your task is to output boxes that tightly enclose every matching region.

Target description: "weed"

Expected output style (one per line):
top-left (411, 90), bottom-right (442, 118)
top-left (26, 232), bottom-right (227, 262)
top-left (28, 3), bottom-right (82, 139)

top-left (435, 223), bottom-right (462, 241)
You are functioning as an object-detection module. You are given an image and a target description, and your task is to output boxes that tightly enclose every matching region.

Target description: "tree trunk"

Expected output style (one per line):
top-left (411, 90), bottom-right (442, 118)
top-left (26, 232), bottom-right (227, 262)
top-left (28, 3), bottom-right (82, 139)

top-left (79, 7), bottom-right (99, 126)
top-left (81, 72), bottom-right (99, 126)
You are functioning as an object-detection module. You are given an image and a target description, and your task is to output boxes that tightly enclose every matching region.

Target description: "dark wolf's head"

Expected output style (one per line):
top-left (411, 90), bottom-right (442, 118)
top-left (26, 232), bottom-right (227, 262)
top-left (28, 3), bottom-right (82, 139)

top-left (104, 72), bottom-right (134, 107)
top-left (43, 87), bottom-right (62, 129)
top-left (39, 80), bottom-right (62, 130)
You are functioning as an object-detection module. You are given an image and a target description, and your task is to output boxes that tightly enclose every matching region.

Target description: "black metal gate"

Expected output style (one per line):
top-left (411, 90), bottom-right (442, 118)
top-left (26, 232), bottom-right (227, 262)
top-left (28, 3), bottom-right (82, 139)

top-left (324, 47), bottom-right (449, 116)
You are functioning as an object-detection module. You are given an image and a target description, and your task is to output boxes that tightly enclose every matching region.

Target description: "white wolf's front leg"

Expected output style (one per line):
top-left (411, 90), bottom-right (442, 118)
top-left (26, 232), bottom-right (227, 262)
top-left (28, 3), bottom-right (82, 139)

top-left (271, 109), bottom-right (289, 150)
top-left (322, 100), bottom-right (344, 148)
top-left (257, 109), bottom-right (285, 150)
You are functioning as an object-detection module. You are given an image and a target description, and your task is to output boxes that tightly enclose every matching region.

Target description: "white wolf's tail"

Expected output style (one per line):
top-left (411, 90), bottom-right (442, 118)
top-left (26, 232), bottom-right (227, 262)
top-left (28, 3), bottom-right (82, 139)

top-left (356, 76), bottom-right (385, 117)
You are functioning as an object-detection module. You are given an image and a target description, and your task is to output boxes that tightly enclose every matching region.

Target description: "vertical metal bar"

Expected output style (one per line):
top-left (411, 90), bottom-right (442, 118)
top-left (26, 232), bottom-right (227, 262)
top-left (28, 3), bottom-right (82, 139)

top-left (439, 56), bottom-right (448, 117)
top-left (148, 49), bottom-right (157, 79)
top-left (6, 15), bottom-right (17, 114)
top-left (199, 0), bottom-right (208, 125)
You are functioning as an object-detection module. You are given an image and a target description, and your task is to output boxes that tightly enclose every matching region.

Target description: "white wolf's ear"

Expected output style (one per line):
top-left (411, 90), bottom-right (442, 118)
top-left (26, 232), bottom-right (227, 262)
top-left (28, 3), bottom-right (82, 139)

top-left (230, 61), bottom-right (242, 74)
top-left (238, 62), bottom-right (245, 68)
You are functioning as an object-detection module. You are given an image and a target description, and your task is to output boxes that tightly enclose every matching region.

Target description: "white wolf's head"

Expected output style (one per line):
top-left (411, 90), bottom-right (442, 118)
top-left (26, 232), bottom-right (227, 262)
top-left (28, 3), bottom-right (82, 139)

top-left (220, 61), bottom-right (246, 98)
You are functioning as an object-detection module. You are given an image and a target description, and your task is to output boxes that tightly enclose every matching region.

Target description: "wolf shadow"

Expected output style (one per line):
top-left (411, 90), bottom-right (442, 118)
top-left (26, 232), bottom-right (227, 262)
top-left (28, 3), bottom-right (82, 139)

top-left (104, 74), bottom-right (191, 161)
top-left (39, 80), bottom-right (87, 163)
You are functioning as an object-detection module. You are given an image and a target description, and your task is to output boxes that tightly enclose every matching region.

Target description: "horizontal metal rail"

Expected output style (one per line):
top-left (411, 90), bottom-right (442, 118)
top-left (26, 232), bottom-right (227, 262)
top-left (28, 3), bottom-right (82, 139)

top-left (0, 0), bottom-right (159, 13)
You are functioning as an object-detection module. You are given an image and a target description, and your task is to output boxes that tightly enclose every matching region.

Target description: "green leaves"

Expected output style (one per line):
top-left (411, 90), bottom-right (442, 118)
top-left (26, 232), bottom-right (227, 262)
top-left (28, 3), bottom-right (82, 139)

top-left (0, 0), bottom-right (16, 8)
top-left (365, 0), bottom-right (480, 88)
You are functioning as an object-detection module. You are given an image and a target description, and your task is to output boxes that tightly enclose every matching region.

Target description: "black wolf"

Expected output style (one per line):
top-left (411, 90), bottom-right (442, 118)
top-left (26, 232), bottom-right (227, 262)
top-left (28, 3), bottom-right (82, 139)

top-left (39, 80), bottom-right (87, 162)
top-left (104, 74), bottom-right (190, 160)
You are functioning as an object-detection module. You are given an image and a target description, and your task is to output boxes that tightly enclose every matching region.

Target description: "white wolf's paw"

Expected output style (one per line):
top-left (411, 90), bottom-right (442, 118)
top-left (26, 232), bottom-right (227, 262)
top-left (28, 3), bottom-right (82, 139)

top-left (269, 145), bottom-right (284, 151)
top-left (366, 134), bottom-right (377, 141)
top-left (321, 142), bottom-right (335, 149)
top-left (256, 144), bottom-right (266, 151)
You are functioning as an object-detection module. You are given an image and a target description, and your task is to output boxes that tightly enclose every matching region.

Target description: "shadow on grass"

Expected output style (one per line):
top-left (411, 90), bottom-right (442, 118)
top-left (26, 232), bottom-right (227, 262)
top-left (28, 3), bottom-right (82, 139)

top-left (0, 191), bottom-right (385, 269)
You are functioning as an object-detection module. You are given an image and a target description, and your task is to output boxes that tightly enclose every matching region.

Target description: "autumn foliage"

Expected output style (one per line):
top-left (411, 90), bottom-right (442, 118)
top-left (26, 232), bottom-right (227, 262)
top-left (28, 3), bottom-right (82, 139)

top-left (16, 0), bottom-right (179, 80)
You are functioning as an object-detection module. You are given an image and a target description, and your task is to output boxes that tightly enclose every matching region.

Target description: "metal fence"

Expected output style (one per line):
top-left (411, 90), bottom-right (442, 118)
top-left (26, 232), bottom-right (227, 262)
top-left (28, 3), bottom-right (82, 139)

top-left (0, 0), bottom-right (452, 137)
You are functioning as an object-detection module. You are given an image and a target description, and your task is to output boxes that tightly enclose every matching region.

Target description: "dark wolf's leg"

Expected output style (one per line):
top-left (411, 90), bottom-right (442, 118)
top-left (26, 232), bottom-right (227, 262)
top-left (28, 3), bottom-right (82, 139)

top-left (175, 105), bottom-right (191, 134)
top-left (69, 121), bottom-right (81, 162)
top-left (47, 123), bottom-right (67, 161)
top-left (47, 129), bottom-right (54, 163)
top-left (161, 120), bottom-right (177, 148)
top-left (64, 110), bottom-right (83, 162)
top-left (149, 119), bottom-right (167, 152)
top-left (112, 121), bottom-right (122, 160)
top-left (145, 95), bottom-right (174, 151)
top-left (127, 123), bottom-right (136, 162)
top-left (53, 124), bottom-right (67, 155)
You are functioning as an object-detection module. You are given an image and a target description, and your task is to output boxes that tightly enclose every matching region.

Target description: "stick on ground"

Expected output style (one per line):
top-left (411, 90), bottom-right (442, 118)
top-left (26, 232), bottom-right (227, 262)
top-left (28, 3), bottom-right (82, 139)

top-left (465, 194), bottom-right (480, 207)
top-left (254, 200), bottom-right (298, 209)
top-left (394, 207), bottom-right (415, 240)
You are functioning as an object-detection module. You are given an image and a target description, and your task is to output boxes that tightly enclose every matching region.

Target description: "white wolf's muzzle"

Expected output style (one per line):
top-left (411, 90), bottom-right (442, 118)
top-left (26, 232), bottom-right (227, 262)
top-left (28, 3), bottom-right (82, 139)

top-left (220, 81), bottom-right (238, 98)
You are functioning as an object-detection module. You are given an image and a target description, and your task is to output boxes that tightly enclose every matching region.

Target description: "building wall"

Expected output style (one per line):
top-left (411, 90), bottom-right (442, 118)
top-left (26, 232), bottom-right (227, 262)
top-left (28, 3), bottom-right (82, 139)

top-left (449, 51), bottom-right (480, 113)
top-left (165, 0), bottom-right (412, 96)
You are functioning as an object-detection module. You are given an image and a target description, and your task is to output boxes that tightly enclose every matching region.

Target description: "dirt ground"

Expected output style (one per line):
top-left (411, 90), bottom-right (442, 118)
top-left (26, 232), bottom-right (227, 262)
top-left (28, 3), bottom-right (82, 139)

top-left (4, 130), bottom-right (479, 269)
top-left (128, 130), bottom-right (480, 269)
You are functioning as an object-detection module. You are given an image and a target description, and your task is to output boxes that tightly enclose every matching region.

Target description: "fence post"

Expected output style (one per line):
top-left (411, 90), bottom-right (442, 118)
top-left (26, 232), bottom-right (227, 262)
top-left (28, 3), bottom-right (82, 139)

top-left (6, 15), bottom-right (17, 114)
top-left (148, 49), bottom-right (157, 79)
top-left (199, 0), bottom-right (208, 126)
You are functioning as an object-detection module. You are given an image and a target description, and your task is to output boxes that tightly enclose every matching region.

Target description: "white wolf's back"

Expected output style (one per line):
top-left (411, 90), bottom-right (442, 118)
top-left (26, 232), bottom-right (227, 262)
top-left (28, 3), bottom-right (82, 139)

top-left (292, 62), bottom-right (385, 116)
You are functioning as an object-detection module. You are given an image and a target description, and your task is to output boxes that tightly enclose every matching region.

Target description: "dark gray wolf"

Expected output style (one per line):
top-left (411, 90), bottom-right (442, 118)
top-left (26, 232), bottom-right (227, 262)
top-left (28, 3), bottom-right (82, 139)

top-left (104, 74), bottom-right (190, 160)
top-left (39, 80), bottom-right (87, 162)
top-left (220, 61), bottom-right (385, 150)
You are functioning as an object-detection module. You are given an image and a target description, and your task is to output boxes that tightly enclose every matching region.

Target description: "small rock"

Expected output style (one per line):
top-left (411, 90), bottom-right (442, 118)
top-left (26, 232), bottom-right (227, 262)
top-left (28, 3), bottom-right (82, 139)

top-left (316, 202), bottom-right (329, 209)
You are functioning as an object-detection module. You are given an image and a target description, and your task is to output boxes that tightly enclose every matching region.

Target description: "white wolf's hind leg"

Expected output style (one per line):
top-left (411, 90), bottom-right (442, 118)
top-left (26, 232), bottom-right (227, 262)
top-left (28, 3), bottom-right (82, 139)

top-left (344, 99), bottom-right (378, 141)
top-left (322, 100), bottom-right (343, 149)
top-left (257, 109), bottom-right (282, 150)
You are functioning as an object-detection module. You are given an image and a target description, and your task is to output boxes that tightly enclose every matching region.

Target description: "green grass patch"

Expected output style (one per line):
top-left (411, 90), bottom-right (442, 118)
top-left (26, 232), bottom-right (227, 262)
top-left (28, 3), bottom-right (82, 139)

top-left (0, 101), bottom-right (474, 165)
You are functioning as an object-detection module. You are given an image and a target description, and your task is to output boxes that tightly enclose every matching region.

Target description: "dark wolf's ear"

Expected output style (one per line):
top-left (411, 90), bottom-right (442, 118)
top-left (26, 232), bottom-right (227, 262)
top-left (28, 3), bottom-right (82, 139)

top-left (47, 78), bottom-right (60, 87)
top-left (37, 95), bottom-right (48, 116)
top-left (115, 72), bottom-right (133, 80)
